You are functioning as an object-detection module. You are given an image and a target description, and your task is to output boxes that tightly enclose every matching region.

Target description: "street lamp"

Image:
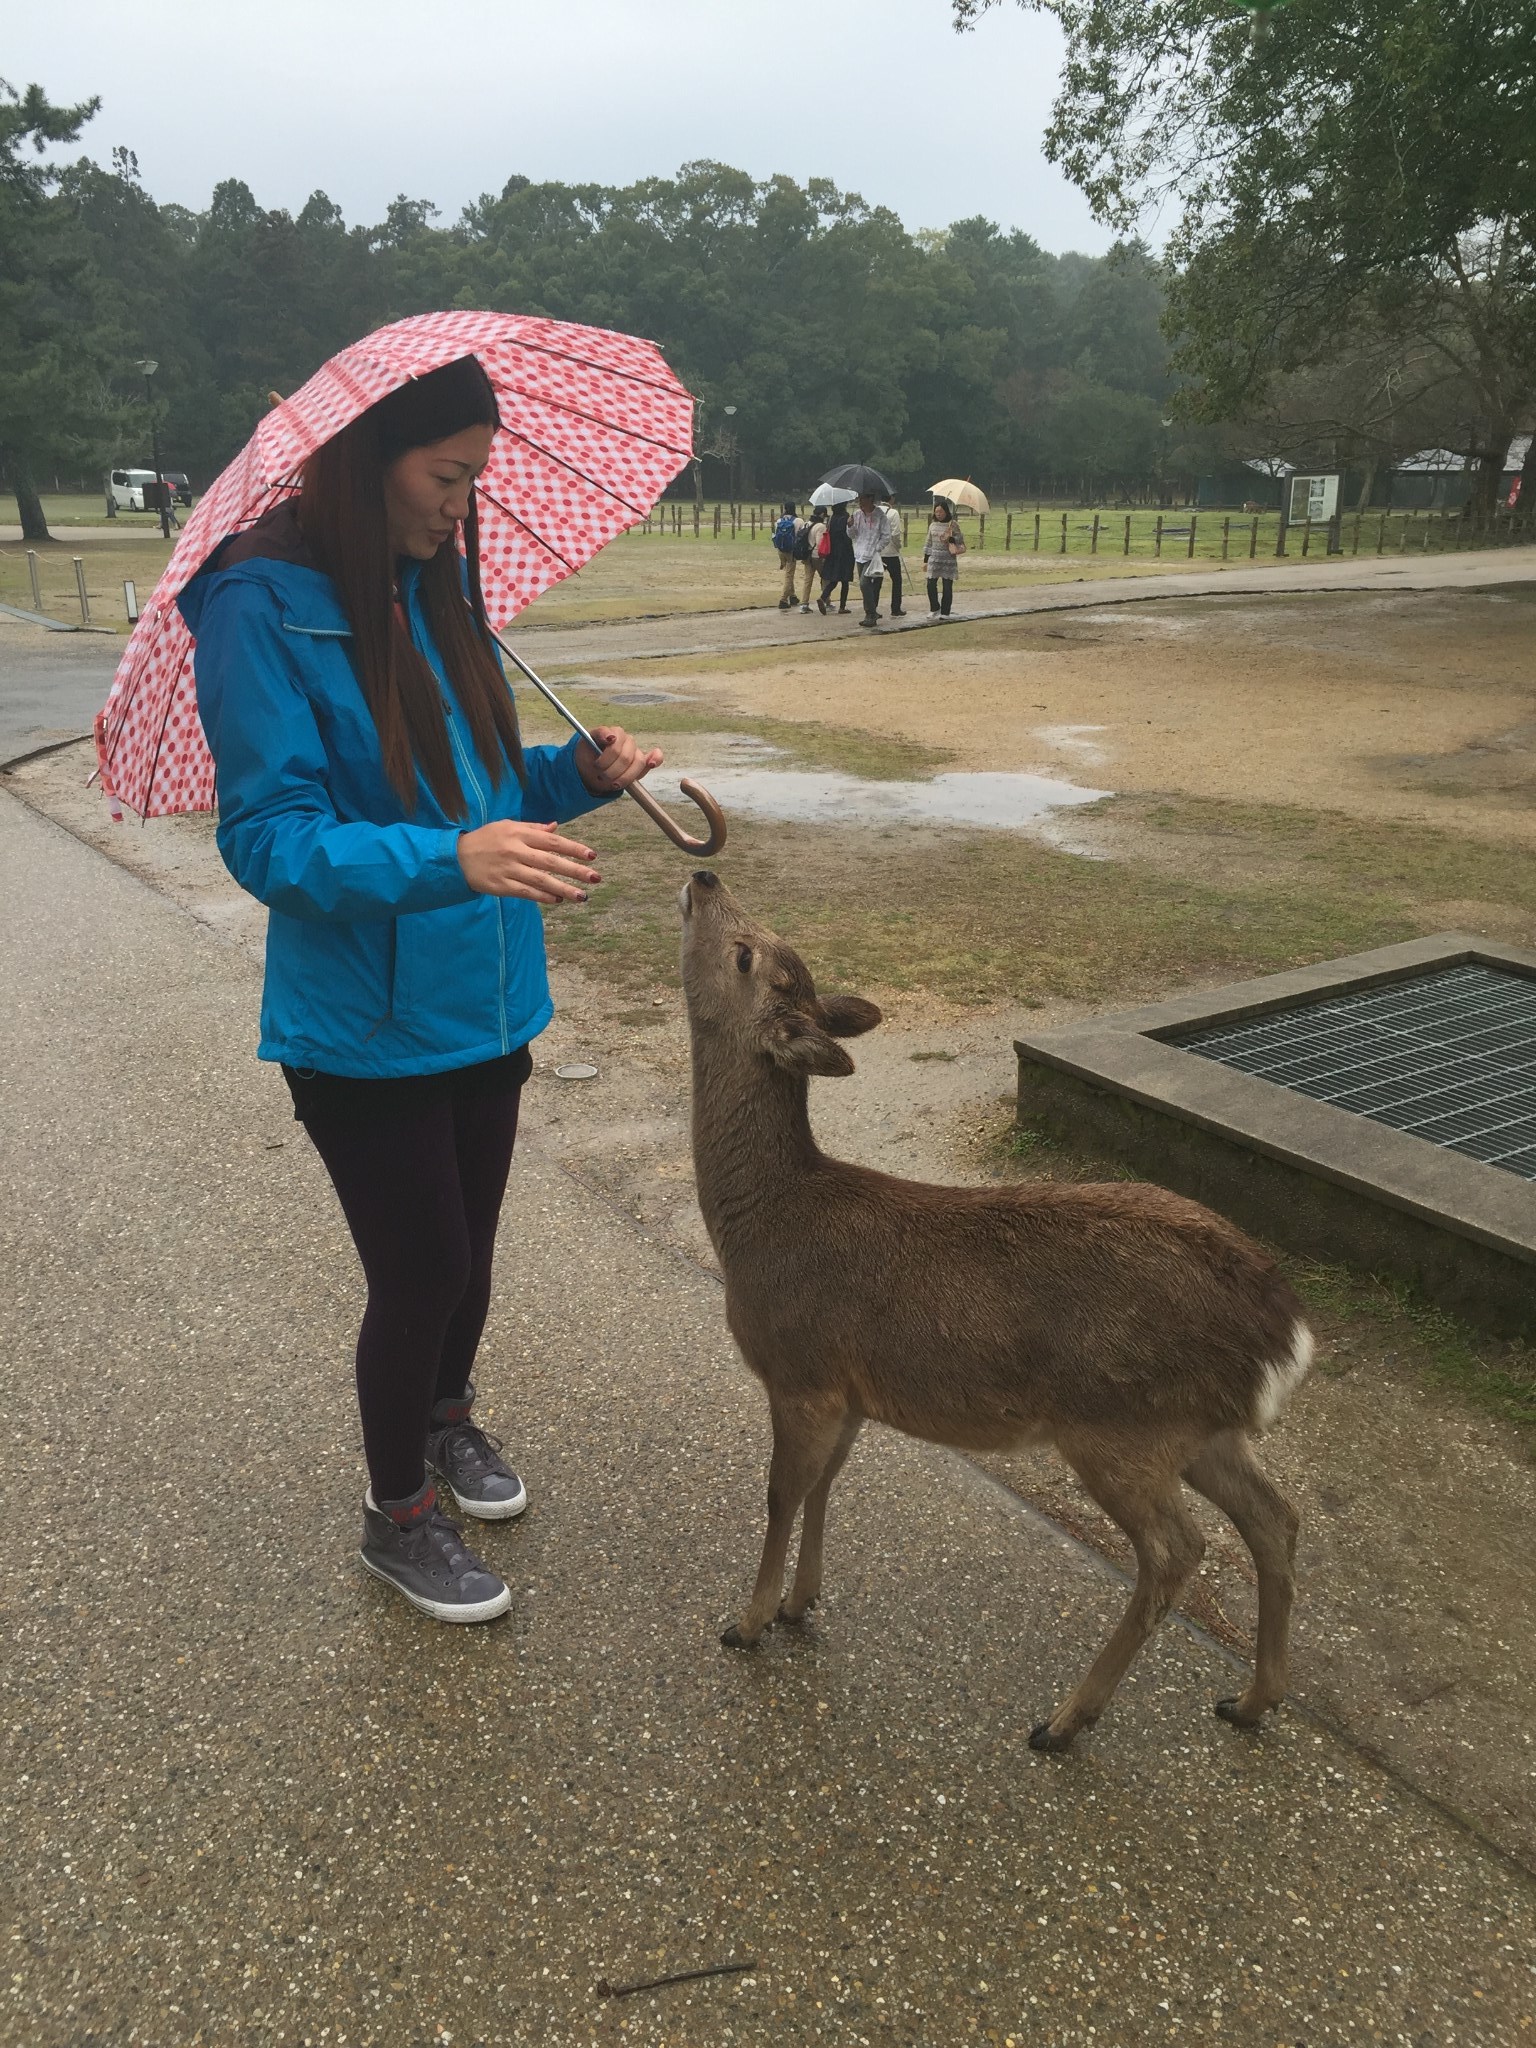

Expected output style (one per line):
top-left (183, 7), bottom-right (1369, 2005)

top-left (137, 357), bottom-right (172, 542)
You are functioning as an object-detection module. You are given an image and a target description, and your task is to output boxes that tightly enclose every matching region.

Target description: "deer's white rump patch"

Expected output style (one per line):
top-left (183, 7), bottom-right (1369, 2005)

top-left (1254, 1321), bottom-right (1315, 1430)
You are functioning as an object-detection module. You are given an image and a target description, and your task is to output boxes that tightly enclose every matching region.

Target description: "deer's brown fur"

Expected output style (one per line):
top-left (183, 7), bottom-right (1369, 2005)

top-left (681, 872), bottom-right (1310, 1750)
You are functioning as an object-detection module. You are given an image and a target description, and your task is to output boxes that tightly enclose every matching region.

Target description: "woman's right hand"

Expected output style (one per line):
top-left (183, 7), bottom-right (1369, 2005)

top-left (457, 819), bottom-right (601, 904)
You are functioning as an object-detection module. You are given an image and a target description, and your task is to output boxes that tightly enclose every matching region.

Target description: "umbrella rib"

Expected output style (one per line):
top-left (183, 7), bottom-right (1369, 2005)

top-left (483, 333), bottom-right (686, 400)
top-left (489, 427), bottom-right (653, 518)
top-left (473, 486), bottom-right (579, 574)
top-left (491, 384), bottom-right (692, 467)
top-left (136, 648), bottom-right (190, 820)
top-left (99, 630), bottom-right (161, 773)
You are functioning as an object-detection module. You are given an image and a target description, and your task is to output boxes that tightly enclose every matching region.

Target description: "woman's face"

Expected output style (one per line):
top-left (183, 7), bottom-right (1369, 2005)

top-left (383, 422), bottom-right (496, 560)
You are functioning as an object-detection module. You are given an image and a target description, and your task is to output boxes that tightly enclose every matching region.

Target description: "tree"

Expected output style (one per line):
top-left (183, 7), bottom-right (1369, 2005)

top-left (958, 0), bottom-right (1536, 517)
top-left (0, 79), bottom-right (123, 540)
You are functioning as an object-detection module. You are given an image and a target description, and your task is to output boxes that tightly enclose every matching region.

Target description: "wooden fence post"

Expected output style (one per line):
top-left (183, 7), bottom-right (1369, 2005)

top-left (1034, 511), bottom-right (1041, 552)
top-left (978, 513), bottom-right (986, 550)
top-left (1221, 515), bottom-right (1230, 560)
top-left (1301, 517), bottom-right (1312, 557)
top-left (1376, 513), bottom-right (1386, 554)
top-left (1249, 516), bottom-right (1259, 559)
top-left (1123, 514), bottom-right (1132, 555)
top-left (1187, 513), bottom-right (1198, 559)
top-left (1059, 511), bottom-right (1068, 554)
top-left (1351, 512), bottom-right (1362, 555)
top-left (73, 557), bottom-right (91, 624)
top-left (1005, 512), bottom-right (1013, 551)
top-left (1090, 513), bottom-right (1100, 554)
top-left (1154, 514), bottom-right (1163, 557)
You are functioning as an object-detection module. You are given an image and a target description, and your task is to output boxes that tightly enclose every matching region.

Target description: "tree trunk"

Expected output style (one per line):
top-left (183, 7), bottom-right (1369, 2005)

top-left (9, 457), bottom-right (51, 543)
top-left (1465, 427), bottom-right (1512, 528)
top-left (691, 458), bottom-right (703, 510)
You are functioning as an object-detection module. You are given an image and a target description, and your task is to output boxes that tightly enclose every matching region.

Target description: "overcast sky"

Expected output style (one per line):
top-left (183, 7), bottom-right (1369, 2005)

top-left (9, 0), bottom-right (1112, 255)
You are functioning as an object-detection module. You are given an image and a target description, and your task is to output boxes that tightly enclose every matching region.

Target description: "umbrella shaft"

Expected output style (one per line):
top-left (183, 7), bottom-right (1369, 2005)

top-left (490, 630), bottom-right (600, 752)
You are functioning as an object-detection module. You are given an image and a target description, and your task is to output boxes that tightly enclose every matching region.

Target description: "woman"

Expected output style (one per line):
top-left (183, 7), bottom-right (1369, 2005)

top-left (923, 497), bottom-right (965, 619)
top-left (816, 503), bottom-right (855, 614)
top-left (180, 355), bottom-right (660, 1624)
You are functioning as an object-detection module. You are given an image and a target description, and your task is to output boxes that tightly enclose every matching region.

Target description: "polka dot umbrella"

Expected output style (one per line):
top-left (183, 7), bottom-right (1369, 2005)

top-left (95, 309), bottom-right (708, 840)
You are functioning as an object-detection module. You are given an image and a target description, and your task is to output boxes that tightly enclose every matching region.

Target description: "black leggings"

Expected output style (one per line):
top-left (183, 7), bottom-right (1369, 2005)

top-left (303, 1089), bottom-right (522, 1501)
top-left (926, 576), bottom-right (953, 616)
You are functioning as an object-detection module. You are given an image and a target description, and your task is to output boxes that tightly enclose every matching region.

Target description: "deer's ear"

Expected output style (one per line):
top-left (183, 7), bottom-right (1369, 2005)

top-left (815, 994), bottom-right (882, 1039)
top-left (768, 1014), bottom-right (857, 1078)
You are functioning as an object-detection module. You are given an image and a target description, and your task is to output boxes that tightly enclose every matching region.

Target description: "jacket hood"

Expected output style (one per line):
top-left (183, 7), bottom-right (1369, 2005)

top-left (179, 500), bottom-right (381, 640)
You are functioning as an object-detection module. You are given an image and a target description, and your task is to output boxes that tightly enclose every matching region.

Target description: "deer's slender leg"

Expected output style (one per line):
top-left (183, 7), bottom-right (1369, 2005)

top-left (723, 1403), bottom-right (850, 1648)
top-left (1031, 1440), bottom-right (1204, 1752)
top-left (779, 1413), bottom-right (863, 1623)
top-left (1183, 1429), bottom-right (1300, 1727)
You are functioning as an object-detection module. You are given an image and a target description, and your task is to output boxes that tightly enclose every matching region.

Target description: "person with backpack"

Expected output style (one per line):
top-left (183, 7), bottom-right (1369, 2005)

top-left (795, 509), bottom-right (825, 612)
top-left (771, 500), bottom-right (803, 608)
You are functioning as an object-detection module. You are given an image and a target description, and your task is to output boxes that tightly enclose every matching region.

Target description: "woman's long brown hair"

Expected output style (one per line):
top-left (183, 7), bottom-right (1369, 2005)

top-left (298, 383), bottom-right (524, 817)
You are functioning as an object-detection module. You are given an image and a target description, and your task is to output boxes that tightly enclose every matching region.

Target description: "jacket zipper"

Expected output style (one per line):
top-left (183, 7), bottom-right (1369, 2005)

top-left (443, 691), bottom-right (510, 1055)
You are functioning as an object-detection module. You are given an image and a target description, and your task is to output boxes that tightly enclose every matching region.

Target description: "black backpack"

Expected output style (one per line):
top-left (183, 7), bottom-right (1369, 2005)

top-left (792, 521), bottom-right (814, 561)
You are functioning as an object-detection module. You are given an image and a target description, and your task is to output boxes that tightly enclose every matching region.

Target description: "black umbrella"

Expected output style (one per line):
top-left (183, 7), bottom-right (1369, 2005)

top-left (817, 462), bottom-right (895, 497)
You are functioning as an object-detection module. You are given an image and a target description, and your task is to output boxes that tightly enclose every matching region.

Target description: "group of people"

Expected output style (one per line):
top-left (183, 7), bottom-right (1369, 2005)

top-left (772, 493), bottom-right (965, 627)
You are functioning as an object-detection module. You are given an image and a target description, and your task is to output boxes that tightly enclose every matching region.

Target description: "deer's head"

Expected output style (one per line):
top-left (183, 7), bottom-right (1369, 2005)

top-left (679, 871), bottom-right (881, 1077)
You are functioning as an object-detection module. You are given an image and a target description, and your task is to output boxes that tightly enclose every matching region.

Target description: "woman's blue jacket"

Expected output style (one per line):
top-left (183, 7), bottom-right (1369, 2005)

top-left (180, 537), bottom-right (610, 1079)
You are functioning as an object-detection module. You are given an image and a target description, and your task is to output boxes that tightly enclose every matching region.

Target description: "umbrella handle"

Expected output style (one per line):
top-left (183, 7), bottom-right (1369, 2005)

top-left (488, 628), bottom-right (727, 859)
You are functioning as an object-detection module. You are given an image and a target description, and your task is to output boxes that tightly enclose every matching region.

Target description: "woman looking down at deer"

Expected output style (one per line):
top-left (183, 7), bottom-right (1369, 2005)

top-left (181, 357), bottom-right (662, 1624)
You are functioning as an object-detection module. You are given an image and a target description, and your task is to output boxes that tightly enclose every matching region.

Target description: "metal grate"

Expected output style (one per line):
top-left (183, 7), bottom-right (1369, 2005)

top-left (1170, 963), bottom-right (1536, 1181)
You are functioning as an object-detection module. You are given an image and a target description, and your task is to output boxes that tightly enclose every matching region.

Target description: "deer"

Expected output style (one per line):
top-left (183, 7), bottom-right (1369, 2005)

top-left (679, 870), bottom-right (1312, 1751)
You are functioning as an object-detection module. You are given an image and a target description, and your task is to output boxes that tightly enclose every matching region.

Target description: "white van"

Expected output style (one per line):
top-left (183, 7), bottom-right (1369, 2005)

top-left (105, 468), bottom-right (165, 513)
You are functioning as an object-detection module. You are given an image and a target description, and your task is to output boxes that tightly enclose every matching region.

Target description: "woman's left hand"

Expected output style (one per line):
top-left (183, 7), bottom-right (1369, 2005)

top-left (576, 724), bottom-right (664, 796)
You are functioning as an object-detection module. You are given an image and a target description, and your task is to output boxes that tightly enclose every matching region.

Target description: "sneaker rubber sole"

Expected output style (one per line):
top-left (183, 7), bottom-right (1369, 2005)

top-left (435, 1470), bottom-right (529, 1521)
top-left (359, 1547), bottom-right (513, 1623)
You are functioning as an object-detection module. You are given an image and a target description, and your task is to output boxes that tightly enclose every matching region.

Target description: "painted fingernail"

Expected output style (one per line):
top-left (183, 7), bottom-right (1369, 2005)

top-left (576, 889), bottom-right (589, 902)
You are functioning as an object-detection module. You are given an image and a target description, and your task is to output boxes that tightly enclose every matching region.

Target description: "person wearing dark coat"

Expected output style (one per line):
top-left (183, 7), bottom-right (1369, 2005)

top-left (816, 504), bottom-right (854, 613)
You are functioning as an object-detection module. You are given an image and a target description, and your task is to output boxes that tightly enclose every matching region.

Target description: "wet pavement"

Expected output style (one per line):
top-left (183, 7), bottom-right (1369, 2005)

top-left (509, 547), bottom-right (1536, 670)
top-left (3, 784), bottom-right (1535, 2046)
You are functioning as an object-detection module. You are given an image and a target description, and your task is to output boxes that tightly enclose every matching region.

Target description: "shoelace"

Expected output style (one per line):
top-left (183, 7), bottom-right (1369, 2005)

top-left (436, 1421), bottom-right (509, 1479)
top-left (400, 1509), bottom-right (482, 1578)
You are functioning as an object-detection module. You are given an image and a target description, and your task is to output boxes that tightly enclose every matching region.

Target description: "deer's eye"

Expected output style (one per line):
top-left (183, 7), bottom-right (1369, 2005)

top-left (735, 945), bottom-right (753, 974)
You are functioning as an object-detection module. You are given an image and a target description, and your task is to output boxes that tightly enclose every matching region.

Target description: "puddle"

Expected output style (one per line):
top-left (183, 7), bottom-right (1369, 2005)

top-left (602, 688), bottom-right (691, 706)
top-left (657, 765), bottom-right (1112, 832)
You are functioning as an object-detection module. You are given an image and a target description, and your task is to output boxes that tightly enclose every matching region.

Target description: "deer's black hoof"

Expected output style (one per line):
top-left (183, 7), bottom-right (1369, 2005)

top-left (1028, 1720), bottom-right (1074, 1753)
top-left (720, 1623), bottom-right (762, 1650)
top-left (1214, 1695), bottom-right (1264, 1729)
top-left (776, 1598), bottom-right (816, 1626)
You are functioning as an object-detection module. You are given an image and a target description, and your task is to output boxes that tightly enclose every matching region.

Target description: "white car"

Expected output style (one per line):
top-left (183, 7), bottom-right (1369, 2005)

top-left (105, 468), bottom-right (169, 513)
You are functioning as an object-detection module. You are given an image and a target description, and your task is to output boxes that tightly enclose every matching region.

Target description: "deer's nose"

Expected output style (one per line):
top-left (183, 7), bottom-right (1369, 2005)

top-left (692, 870), bottom-right (719, 889)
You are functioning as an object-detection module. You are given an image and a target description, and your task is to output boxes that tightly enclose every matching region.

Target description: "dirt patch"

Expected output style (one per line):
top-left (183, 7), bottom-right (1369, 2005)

top-left (592, 586), bottom-right (1536, 847)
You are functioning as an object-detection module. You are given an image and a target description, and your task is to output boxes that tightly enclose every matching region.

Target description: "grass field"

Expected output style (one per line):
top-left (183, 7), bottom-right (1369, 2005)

top-left (2, 492), bottom-right (1519, 632)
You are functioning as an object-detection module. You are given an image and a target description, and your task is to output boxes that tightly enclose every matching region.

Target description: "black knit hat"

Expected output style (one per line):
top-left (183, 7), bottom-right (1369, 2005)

top-left (370, 355), bottom-right (501, 462)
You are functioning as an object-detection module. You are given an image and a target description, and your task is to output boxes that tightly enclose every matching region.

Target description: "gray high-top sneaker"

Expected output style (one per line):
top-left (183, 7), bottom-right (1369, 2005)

top-left (425, 1385), bottom-right (528, 1521)
top-left (360, 1481), bottom-right (511, 1623)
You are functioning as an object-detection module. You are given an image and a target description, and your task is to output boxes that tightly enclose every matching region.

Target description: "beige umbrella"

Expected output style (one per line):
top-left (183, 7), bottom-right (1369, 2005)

top-left (926, 477), bottom-right (990, 515)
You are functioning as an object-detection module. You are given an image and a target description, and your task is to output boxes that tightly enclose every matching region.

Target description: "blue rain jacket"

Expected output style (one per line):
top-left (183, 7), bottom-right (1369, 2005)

top-left (180, 549), bottom-right (611, 1078)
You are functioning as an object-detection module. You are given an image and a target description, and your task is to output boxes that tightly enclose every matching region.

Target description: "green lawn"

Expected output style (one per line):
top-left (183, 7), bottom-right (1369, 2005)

top-left (4, 492), bottom-right (1519, 634)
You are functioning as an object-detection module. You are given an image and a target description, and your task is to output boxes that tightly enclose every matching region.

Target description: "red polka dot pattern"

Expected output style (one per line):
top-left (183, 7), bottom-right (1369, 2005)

top-left (95, 311), bottom-right (695, 818)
